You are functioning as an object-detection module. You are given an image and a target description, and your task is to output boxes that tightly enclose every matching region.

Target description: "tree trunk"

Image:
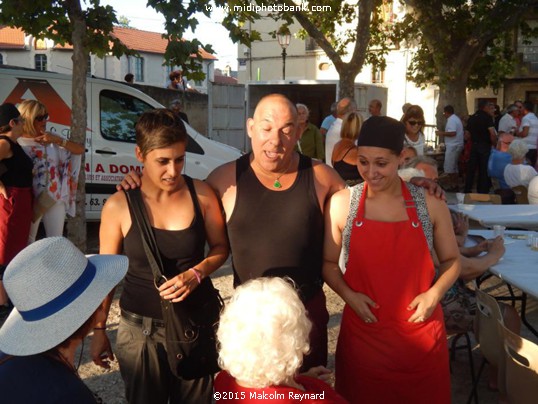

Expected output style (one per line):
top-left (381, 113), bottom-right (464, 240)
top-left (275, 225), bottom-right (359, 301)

top-left (65, 0), bottom-right (87, 252)
top-left (338, 66), bottom-right (359, 99)
top-left (436, 79), bottom-right (469, 128)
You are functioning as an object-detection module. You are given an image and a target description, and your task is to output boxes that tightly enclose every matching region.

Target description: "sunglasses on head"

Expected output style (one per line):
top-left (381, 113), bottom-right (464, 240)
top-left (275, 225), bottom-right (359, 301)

top-left (35, 113), bottom-right (49, 122)
top-left (407, 120), bottom-right (424, 126)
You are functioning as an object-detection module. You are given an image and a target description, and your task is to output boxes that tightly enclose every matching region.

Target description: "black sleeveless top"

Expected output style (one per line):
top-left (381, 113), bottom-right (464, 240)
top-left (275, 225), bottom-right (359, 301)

top-left (0, 136), bottom-right (33, 188)
top-left (121, 175), bottom-right (211, 319)
top-left (227, 153), bottom-right (324, 301)
top-left (333, 147), bottom-right (362, 183)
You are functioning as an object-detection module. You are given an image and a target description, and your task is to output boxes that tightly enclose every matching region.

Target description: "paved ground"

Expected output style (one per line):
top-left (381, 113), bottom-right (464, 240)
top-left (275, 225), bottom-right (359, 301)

top-left (5, 219), bottom-right (533, 403)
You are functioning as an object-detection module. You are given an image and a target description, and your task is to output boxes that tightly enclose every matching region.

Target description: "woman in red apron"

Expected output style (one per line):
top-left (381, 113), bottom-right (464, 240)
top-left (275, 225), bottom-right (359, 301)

top-left (323, 116), bottom-right (460, 404)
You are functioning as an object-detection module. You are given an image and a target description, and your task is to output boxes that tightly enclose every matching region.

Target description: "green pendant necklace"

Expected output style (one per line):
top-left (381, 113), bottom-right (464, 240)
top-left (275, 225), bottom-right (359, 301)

top-left (272, 156), bottom-right (294, 188)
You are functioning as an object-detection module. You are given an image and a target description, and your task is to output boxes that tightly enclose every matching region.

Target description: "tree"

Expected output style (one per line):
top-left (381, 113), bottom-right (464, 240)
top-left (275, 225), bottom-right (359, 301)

top-left (0, 0), bottom-right (218, 250)
top-left (216, 0), bottom-right (394, 99)
top-left (117, 15), bottom-right (132, 28)
top-left (397, 0), bottom-right (538, 125)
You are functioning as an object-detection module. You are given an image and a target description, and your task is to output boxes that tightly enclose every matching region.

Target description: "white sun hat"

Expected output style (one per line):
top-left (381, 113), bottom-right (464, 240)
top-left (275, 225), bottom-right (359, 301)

top-left (0, 237), bottom-right (128, 356)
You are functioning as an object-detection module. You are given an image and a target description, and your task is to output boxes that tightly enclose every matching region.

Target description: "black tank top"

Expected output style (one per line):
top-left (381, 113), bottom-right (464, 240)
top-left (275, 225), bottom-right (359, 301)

top-left (227, 153), bottom-right (324, 300)
top-left (333, 147), bottom-right (362, 183)
top-left (121, 175), bottom-right (211, 319)
top-left (0, 136), bottom-right (33, 188)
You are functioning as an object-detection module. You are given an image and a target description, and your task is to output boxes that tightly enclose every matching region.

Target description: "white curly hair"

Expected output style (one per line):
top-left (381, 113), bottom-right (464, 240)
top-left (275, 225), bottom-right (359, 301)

top-left (217, 277), bottom-right (312, 388)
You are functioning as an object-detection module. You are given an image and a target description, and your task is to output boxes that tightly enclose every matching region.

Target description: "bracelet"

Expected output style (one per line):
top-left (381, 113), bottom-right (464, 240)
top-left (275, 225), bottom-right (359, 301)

top-left (61, 138), bottom-right (67, 147)
top-left (190, 267), bottom-right (202, 284)
top-left (94, 327), bottom-right (107, 331)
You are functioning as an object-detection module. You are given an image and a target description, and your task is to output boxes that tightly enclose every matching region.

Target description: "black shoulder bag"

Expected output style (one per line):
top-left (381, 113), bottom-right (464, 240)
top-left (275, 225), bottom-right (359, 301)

top-left (125, 188), bottom-right (222, 380)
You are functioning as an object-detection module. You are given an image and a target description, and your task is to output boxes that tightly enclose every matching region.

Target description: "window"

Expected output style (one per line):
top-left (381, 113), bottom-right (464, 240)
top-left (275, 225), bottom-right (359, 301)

top-left (0, 54), bottom-right (3, 65)
top-left (371, 66), bottom-right (385, 84)
top-left (87, 56), bottom-right (92, 77)
top-left (305, 36), bottom-right (321, 52)
top-left (133, 57), bottom-right (144, 82)
top-left (518, 21), bottom-right (538, 73)
top-left (35, 54), bottom-right (47, 71)
top-left (99, 90), bottom-right (203, 154)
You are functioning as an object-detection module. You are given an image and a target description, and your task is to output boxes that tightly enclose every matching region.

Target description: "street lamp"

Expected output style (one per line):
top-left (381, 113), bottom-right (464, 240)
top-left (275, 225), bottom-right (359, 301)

top-left (277, 26), bottom-right (291, 80)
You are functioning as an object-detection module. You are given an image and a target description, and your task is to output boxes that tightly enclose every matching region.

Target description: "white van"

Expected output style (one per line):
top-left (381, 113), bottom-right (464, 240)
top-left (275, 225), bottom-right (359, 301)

top-left (0, 66), bottom-right (241, 220)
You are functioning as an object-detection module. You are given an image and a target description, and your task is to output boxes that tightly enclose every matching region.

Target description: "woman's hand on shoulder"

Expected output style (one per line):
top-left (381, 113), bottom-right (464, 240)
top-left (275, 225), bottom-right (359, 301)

top-left (409, 177), bottom-right (445, 200)
top-left (116, 170), bottom-right (143, 192)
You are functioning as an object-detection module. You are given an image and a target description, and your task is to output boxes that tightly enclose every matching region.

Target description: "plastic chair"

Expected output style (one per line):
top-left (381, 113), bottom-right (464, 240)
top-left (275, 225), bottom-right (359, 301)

top-left (499, 321), bottom-right (538, 404)
top-left (469, 288), bottom-right (506, 402)
top-left (464, 193), bottom-right (502, 205)
top-left (511, 185), bottom-right (529, 204)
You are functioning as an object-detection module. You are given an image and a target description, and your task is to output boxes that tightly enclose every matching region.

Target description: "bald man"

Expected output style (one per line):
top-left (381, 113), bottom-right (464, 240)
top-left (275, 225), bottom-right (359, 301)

top-left (208, 94), bottom-right (345, 370)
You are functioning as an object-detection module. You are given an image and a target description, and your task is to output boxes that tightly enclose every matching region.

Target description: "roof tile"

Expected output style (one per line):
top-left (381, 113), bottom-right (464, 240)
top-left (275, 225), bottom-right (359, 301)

top-left (0, 26), bottom-right (26, 49)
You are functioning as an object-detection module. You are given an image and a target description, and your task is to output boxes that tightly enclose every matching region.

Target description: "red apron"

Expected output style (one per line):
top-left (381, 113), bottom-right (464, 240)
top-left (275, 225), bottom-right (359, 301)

top-left (335, 181), bottom-right (450, 404)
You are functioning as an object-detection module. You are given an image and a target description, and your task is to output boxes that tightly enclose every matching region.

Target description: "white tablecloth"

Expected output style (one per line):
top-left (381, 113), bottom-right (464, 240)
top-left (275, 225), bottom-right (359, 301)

top-left (450, 204), bottom-right (538, 231)
top-left (470, 230), bottom-right (538, 299)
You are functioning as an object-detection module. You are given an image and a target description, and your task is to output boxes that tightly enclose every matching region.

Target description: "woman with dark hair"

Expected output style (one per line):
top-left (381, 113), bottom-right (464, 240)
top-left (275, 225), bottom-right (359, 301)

top-left (323, 116), bottom-right (460, 403)
top-left (0, 103), bottom-right (32, 315)
top-left (402, 105), bottom-right (426, 155)
top-left (93, 109), bottom-right (229, 404)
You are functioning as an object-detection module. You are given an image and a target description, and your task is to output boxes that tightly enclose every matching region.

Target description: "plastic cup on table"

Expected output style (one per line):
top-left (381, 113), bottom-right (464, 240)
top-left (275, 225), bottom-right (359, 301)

top-left (456, 193), bottom-right (465, 208)
top-left (493, 225), bottom-right (506, 239)
top-left (531, 234), bottom-right (538, 251)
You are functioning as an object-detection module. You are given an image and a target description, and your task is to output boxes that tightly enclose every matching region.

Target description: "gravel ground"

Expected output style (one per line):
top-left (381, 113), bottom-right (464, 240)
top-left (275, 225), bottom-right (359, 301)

top-left (17, 222), bottom-right (538, 403)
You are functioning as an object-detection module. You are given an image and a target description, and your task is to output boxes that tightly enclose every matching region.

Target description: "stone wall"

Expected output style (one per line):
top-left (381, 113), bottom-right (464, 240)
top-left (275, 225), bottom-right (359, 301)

top-left (131, 84), bottom-right (209, 136)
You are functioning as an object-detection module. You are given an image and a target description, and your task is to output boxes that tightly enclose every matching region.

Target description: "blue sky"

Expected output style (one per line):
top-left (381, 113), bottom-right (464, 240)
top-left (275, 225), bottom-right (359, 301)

top-left (104, 0), bottom-right (237, 70)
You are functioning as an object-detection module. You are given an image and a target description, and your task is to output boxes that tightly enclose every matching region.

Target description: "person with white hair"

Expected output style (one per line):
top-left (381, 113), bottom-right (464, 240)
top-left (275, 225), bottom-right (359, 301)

top-left (215, 277), bottom-right (347, 403)
top-left (0, 237), bottom-right (128, 403)
top-left (498, 104), bottom-right (519, 135)
top-left (296, 103), bottom-right (324, 161)
top-left (503, 138), bottom-right (538, 188)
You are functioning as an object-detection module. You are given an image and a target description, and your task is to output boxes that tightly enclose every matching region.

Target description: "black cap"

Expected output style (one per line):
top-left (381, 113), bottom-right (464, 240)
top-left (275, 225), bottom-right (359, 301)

top-left (357, 116), bottom-right (405, 154)
top-left (0, 104), bottom-right (20, 127)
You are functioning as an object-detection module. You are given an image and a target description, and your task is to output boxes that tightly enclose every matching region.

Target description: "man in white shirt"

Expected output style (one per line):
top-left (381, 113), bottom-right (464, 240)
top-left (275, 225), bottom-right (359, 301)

top-left (436, 105), bottom-right (464, 190)
top-left (325, 97), bottom-right (357, 167)
top-left (519, 101), bottom-right (538, 167)
top-left (498, 104), bottom-right (519, 135)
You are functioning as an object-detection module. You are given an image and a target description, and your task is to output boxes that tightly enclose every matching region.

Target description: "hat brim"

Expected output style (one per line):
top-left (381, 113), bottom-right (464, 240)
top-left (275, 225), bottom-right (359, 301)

top-left (0, 254), bottom-right (128, 356)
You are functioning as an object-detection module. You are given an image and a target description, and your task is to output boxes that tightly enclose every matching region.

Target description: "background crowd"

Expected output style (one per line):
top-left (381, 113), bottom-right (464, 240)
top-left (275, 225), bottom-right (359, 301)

top-left (0, 91), bottom-right (536, 403)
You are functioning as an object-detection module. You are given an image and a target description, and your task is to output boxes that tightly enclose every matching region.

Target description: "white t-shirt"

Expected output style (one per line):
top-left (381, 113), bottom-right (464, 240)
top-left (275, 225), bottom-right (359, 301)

top-left (444, 114), bottom-right (464, 147)
top-left (528, 176), bottom-right (538, 204)
top-left (404, 132), bottom-right (425, 155)
top-left (498, 113), bottom-right (517, 134)
top-left (503, 164), bottom-right (538, 188)
top-left (325, 118), bottom-right (342, 167)
top-left (520, 112), bottom-right (538, 150)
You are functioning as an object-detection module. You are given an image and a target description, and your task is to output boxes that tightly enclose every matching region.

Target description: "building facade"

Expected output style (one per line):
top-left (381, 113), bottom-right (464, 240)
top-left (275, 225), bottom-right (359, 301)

top-left (0, 26), bottom-right (217, 93)
top-left (236, 5), bottom-right (538, 124)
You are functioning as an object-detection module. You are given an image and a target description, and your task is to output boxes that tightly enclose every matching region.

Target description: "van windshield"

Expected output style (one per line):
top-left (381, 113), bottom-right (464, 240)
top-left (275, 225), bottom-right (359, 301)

top-left (100, 89), bottom-right (152, 143)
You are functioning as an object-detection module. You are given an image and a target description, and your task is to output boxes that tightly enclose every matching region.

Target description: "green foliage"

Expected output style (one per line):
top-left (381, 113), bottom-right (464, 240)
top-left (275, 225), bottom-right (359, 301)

top-left (117, 15), bottom-right (132, 28)
top-left (396, 0), bottom-right (538, 91)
